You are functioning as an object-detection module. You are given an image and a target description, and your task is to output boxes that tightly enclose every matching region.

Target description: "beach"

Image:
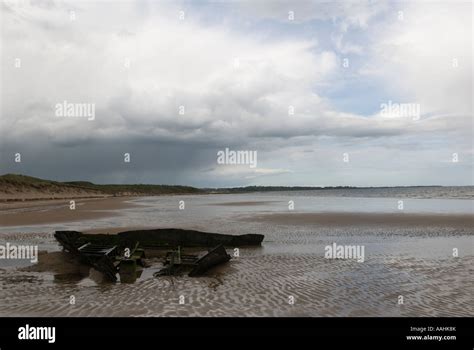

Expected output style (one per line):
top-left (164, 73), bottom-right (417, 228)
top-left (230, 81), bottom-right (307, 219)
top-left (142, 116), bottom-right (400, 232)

top-left (250, 212), bottom-right (474, 227)
top-left (0, 190), bottom-right (473, 317)
top-left (3, 197), bottom-right (472, 228)
top-left (0, 197), bottom-right (139, 227)
top-left (1, 1), bottom-right (472, 343)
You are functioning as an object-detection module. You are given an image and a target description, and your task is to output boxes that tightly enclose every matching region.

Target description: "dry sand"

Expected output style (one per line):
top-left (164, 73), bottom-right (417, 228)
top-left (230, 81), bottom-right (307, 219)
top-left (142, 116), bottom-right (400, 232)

top-left (0, 197), bottom-right (138, 227)
top-left (0, 185), bottom-right (107, 202)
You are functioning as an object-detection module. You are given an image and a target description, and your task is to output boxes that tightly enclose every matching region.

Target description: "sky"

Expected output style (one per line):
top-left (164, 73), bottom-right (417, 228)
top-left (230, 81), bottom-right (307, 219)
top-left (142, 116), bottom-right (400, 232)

top-left (0, 0), bottom-right (472, 187)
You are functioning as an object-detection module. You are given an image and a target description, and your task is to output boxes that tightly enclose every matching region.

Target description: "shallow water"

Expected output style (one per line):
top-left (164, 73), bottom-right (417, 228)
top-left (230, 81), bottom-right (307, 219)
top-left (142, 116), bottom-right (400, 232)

top-left (0, 191), bottom-right (473, 316)
top-left (1, 191), bottom-right (473, 234)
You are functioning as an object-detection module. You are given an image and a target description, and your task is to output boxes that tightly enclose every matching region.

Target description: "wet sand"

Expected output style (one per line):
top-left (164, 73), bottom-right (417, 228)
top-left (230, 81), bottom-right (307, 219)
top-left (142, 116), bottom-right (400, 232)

top-left (1, 243), bottom-right (472, 317)
top-left (2, 198), bottom-right (472, 229)
top-left (21, 251), bottom-right (87, 274)
top-left (0, 194), bottom-right (472, 317)
top-left (0, 197), bottom-right (139, 227)
top-left (213, 201), bottom-right (283, 206)
top-left (249, 212), bottom-right (474, 228)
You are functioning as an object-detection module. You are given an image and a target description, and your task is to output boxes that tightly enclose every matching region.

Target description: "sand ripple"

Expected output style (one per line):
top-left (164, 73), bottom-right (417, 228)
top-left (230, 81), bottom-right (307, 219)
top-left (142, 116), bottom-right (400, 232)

top-left (0, 250), bottom-right (472, 317)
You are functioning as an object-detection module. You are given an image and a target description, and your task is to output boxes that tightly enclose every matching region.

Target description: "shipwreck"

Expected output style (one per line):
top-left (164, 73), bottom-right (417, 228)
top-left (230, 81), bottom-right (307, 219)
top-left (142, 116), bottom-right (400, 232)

top-left (54, 228), bottom-right (264, 282)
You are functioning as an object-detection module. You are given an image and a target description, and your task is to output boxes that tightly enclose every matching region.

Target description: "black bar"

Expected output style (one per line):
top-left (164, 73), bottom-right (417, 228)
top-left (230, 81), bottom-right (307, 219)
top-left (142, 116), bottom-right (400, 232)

top-left (0, 317), bottom-right (472, 347)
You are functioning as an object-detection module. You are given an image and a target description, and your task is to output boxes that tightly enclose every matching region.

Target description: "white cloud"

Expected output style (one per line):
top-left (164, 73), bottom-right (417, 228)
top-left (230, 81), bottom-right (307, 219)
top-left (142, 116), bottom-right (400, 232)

top-left (1, 0), bottom-right (340, 145)
top-left (3, 0), bottom-right (468, 147)
top-left (364, 1), bottom-right (472, 117)
top-left (0, 0), bottom-right (471, 186)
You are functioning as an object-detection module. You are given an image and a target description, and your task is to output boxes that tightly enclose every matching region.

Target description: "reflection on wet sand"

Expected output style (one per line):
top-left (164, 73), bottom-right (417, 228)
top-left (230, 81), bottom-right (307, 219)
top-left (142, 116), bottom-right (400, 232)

top-left (0, 226), bottom-right (472, 317)
top-left (0, 193), bottom-right (472, 317)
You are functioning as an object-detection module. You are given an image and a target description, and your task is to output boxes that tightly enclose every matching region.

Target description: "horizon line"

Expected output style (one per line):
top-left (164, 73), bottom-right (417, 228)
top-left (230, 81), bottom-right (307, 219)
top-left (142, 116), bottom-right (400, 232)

top-left (1, 173), bottom-right (473, 189)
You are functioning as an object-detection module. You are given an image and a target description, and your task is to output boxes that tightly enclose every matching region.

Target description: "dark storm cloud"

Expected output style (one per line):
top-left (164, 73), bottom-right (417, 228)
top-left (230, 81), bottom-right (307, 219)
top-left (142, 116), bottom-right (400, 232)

top-left (0, 1), bottom-right (471, 186)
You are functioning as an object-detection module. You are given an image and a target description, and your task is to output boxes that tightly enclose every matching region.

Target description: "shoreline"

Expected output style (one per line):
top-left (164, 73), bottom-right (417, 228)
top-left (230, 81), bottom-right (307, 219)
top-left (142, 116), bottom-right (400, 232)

top-left (247, 212), bottom-right (474, 228)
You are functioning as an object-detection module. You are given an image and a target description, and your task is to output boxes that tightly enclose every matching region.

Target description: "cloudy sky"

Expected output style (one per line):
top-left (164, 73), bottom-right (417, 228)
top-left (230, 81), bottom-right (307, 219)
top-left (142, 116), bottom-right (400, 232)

top-left (0, 0), bottom-right (472, 187)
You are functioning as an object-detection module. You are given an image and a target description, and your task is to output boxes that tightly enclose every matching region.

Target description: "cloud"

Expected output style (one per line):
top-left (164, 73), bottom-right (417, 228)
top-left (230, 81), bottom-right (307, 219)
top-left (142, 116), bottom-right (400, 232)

top-left (2, 0), bottom-right (433, 147)
top-left (206, 165), bottom-right (293, 182)
top-left (0, 0), bottom-right (471, 186)
top-left (363, 1), bottom-right (472, 117)
top-left (1, 1), bottom-right (338, 144)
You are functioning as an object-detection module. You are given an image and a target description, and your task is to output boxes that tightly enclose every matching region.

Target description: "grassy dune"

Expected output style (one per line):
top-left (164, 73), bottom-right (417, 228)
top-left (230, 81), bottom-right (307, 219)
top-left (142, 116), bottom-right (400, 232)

top-left (0, 174), bottom-right (202, 202)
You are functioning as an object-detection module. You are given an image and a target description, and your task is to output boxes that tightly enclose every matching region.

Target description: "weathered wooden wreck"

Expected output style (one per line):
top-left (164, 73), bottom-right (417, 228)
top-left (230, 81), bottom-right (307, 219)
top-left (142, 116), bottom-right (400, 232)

top-left (54, 228), bottom-right (263, 282)
top-left (154, 244), bottom-right (231, 277)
